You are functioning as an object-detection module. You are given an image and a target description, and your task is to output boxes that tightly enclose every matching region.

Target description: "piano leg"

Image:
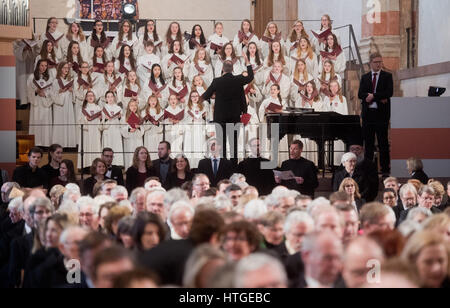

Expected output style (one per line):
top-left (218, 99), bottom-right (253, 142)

top-left (317, 140), bottom-right (326, 178)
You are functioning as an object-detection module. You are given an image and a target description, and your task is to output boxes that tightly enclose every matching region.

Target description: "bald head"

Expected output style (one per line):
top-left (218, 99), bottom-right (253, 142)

top-left (223, 61), bottom-right (233, 74)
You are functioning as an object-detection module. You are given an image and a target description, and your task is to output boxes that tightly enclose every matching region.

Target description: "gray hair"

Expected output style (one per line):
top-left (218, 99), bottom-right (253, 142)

top-left (129, 187), bottom-right (147, 204)
top-left (398, 220), bottom-right (423, 238)
top-left (59, 226), bottom-right (88, 245)
top-left (418, 185), bottom-right (435, 197)
top-left (341, 152), bottom-right (357, 164)
top-left (214, 195), bottom-right (233, 212)
top-left (183, 244), bottom-right (227, 288)
top-left (307, 197), bottom-right (331, 218)
top-left (230, 173), bottom-right (246, 185)
top-left (111, 185), bottom-right (128, 199)
top-left (76, 196), bottom-right (99, 217)
top-left (164, 188), bottom-right (188, 210)
top-left (234, 253), bottom-right (288, 288)
top-left (222, 61), bottom-right (234, 74)
top-left (302, 231), bottom-right (342, 254)
top-left (29, 197), bottom-right (54, 215)
top-left (8, 197), bottom-right (24, 213)
top-left (266, 190), bottom-right (298, 210)
top-left (243, 199), bottom-right (268, 220)
top-left (399, 183), bottom-right (417, 199)
top-left (406, 207), bottom-right (433, 221)
top-left (284, 211), bottom-right (315, 234)
top-left (168, 201), bottom-right (195, 224)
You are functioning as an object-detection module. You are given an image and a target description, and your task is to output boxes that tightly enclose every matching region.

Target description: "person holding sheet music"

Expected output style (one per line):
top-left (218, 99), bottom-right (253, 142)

top-left (100, 61), bottom-right (123, 105)
top-left (39, 17), bottom-right (63, 62)
top-left (78, 91), bottom-right (102, 169)
top-left (185, 25), bottom-right (208, 60)
top-left (60, 21), bottom-right (88, 60)
top-left (136, 20), bottom-right (162, 58)
top-left (161, 40), bottom-right (190, 81)
top-left (162, 22), bottom-right (183, 58)
top-left (27, 59), bottom-right (54, 147)
top-left (120, 70), bottom-right (144, 111)
top-left (233, 19), bottom-right (260, 58)
top-left (312, 14), bottom-right (341, 55)
top-left (90, 46), bottom-right (107, 78)
top-left (240, 82), bottom-right (261, 154)
top-left (286, 20), bottom-right (310, 57)
top-left (214, 43), bottom-right (244, 78)
top-left (115, 45), bottom-right (137, 79)
top-left (259, 84), bottom-right (285, 123)
top-left (74, 62), bottom-right (98, 131)
top-left (35, 40), bottom-right (59, 79)
top-left (317, 59), bottom-right (342, 99)
top-left (66, 41), bottom-right (84, 78)
top-left (263, 41), bottom-right (288, 75)
top-left (191, 75), bottom-right (215, 125)
top-left (51, 62), bottom-right (76, 149)
top-left (87, 20), bottom-right (113, 60)
top-left (289, 37), bottom-right (318, 78)
top-left (121, 99), bottom-right (144, 169)
top-left (318, 33), bottom-right (346, 76)
top-left (260, 22), bottom-right (285, 59)
top-left (141, 95), bottom-right (164, 160)
top-left (147, 63), bottom-right (169, 108)
top-left (101, 91), bottom-right (124, 167)
top-left (289, 59), bottom-right (316, 107)
top-left (111, 20), bottom-right (138, 60)
top-left (243, 42), bottom-right (265, 91)
top-left (244, 80), bottom-right (264, 118)
top-left (188, 48), bottom-right (214, 87)
top-left (136, 41), bottom-right (160, 85)
top-left (208, 22), bottom-right (230, 64)
top-left (168, 67), bottom-right (191, 106)
top-left (262, 61), bottom-right (290, 101)
top-left (163, 94), bottom-right (185, 156)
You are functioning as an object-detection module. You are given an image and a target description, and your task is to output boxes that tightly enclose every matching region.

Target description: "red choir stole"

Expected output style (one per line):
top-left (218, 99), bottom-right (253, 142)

top-left (33, 79), bottom-right (52, 91)
top-left (148, 80), bottom-right (167, 95)
top-left (188, 109), bottom-right (206, 120)
top-left (320, 45), bottom-right (343, 59)
top-left (311, 28), bottom-right (332, 44)
top-left (57, 78), bottom-right (74, 92)
top-left (45, 57), bottom-right (57, 69)
top-left (190, 39), bottom-right (207, 49)
top-left (164, 109), bottom-right (184, 121)
top-left (194, 62), bottom-right (206, 74)
top-left (127, 112), bottom-right (141, 129)
top-left (261, 33), bottom-right (282, 45)
top-left (71, 61), bottom-right (80, 74)
top-left (82, 107), bottom-right (102, 121)
top-left (293, 79), bottom-right (307, 93)
top-left (265, 102), bottom-right (283, 113)
top-left (143, 112), bottom-right (163, 126)
top-left (119, 64), bottom-right (130, 74)
top-left (77, 77), bottom-right (95, 90)
top-left (45, 32), bottom-right (64, 46)
top-left (269, 73), bottom-right (283, 85)
top-left (124, 87), bottom-right (138, 98)
top-left (170, 54), bottom-right (186, 66)
top-left (102, 107), bottom-right (121, 120)
top-left (108, 76), bottom-right (122, 91)
top-left (238, 31), bottom-right (255, 44)
top-left (169, 85), bottom-right (189, 100)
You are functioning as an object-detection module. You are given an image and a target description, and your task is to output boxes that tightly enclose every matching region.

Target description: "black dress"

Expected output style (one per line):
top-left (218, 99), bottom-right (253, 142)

top-left (165, 172), bottom-right (194, 190)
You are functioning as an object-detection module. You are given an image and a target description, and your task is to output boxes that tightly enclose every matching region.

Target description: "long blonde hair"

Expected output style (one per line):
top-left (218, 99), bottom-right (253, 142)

top-left (320, 59), bottom-right (337, 81)
top-left (294, 59), bottom-right (309, 82)
top-left (297, 37), bottom-right (314, 60)
top-left (290, 20), bottom-right (309, 42)
top-left (339, 177), bottom-right (361, 199)
top-left (329, 80), bottom-right (344, 103)
top-left (264, 22), bottom-right (281, 37)
top-left (193, 48), bottom-right (211, 65)
top-left (145, 95), bottom-right (162, 115)
top-left (125, 99), bottom-right (140, 122)
top-left (66, 22), bottom-right (86, 42)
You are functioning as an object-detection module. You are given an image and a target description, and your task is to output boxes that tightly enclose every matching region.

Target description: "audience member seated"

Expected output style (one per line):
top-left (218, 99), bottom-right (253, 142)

top-left (338, 178), bottom-right (365, 212)
top-left (407, 157), bottom-right (429, 185)
top-left (152, 142), bottom-right (174, 187)
top-left (359, 202), bottom-right (396, 235)
top-left (132, 211), bottom-right (166, 255)
top-left (167, 201), bottom-right (194, 240)
top-left (398, 185), bottom-right (442, 225)
top-left (125, 147), bottom-right (155, 194)
top-left (101, 148), bottom-right (125, 186)
top-left (41, 144), bottom-right (63, 188)
top-left (13, 147), bottom-right (49, 190)
top-left (384, 176), bottom-right (402, 208)
top-left (165, 154), bottom-right (194, 190)
top-left (50, 159), bottom-right (77, 189)
top-left (83, 158), bottom-right (109, 197)
top-left (336, 204), bottom-right (360, 244)
top-left (221, 220), bottom-right (261, 261)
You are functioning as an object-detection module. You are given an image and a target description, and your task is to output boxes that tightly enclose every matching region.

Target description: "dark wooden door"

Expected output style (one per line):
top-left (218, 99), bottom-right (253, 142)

top-left (253, 0), bottom-right (273, 37)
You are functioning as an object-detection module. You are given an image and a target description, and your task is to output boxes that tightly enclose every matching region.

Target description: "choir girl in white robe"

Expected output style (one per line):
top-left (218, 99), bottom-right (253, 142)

top-left (244, 80), bottom-right (264, 118)
top-left (260, 22), bottom-right (285, 59)
top-left (161, 40), bottom-right (190, 81)
top-left (168, 67), bottom-right (191, 106)
top-left (78, 91), bottom-right (103, 169)
top-left (289, 59), bottom-right (316, 107)
top-left (286, 20), bottom-right (310, 57)
top-left (318, 33), bottom-right (346, 76)
top-left (163, 94), bottom-right (185, 156)
top-left (60, 21), bottom-right (88, 60)
top-left (14, 37), bottom-right (39, 106)
top-left (191, 75), bottom-right (214, 123)
top-left (317, 59), bottom-right (342, 99)
top-left (86, 20), bottom-right (113, 61)
top-left (35, 40), bottom-right (59, 79)
top-left (99, 61), bottom-right (124, 106)
top-left (288, 37), bottom-right (318, 77)
top-left (119, 70), bottom-right (145, 111)
top-left (74, 62), bottom-right (99, 130)
top-left (323, 80), bottom-right (349, 166)
top-left (51, 62), bottom-right (76, 148)
top-left (90, 46), bottom-right (107, 79)
top-left (111, 20), bottom-right (138, 60)
top-left (184, 25), bottom-right (208, 60)
top-left (233, 19), bottom-right (260, 58)
top-left (262, 61), bottom-right (291, 101)
top-left (135, 20), bottom-right (163, 58)
top-left (39, 17), bottom-right (63, 61)
top-left (241, 81), bottom-right (262, 155)
top-left (136, 41), bottom-right (160, 85)
top-left (242, 42), bottom-right (265, 90)
top-left (214, 43), bottom-right (244, 78)
top-left (188, 48), bottom-right (214, 86)
top-left (162, 22), bottom-right (183, 58)
top-left (114, 45), bottom-right (137, 79)
top-left (312, 14), bottom-right (341, 55)
top-left (183, 91), bottom-right (209, 168)
top-left (263, 41), bottom-right (289, 75)
top-left (207, 22), bottom-right (230, 64)
top-left (121, 99), bottom-right (144, 169)
top-left (66, 41), bottom-right (84, 78)
top-left (146, 64), bottom-right (170, 108)
top-left (101, 91), bottom-right (124, 166)
top-left (141, 95), bottom-right (165, 160)
top-left (27, 59), bottom-right (54, 147)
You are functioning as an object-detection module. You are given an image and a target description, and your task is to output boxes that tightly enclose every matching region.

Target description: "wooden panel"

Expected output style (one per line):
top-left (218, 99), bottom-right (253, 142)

top-left (253, 0), bottom-right (273, 38)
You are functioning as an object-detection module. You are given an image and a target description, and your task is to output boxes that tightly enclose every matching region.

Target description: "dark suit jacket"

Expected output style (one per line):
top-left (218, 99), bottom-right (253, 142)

top-left (411, 170), bottom-right (429, 185)
top-left (108, 165), bottom-right (124, 186)
top-left (152, 158), bottom-right (174, 185)
top-left (165, 172), bottom-right (194, 190)
top-left (237, 157), bottom-right (277, 196)
top-left (23, 247), bottom-right (67, 288)
top-left (279, 158), bottom-right (319, 197)
top-left (8, 232), bottom-right (34, 288)
top-left (12, 164), bottom-right (48, 189)
top-left (196, 158), bottom-right (234, 188)
top-left (202, 65), bottom-right (254, 124)
top-left (398, 206), bottom-right (442, 226)
top-left (358, 70), bottom-right (393, 123)
top-left (125, 167), bottom-right (155, 194)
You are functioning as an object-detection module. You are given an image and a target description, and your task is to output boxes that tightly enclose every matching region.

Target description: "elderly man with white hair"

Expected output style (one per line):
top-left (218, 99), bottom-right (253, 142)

top-left (77, 196), bottom-right (99, 230)
top-left (283, 211), bottom-right (315, 256)
top-left (59, 226), bottom-right (89, 263)
top-left (243, 199), bottom-right (268, 223)
top-left (332, 152), bottom-right (371, 203)
top-left (110, 185), bottom-right (128, 202)
top-left (312, 205), bottom-right (344, 240)
top-left (265, 189), bottom-right (298, 215)
top-left (234, 253), bottom-right (288, 288)
top-left (146, 189), bottom-right (168, 221)
top-left (168, 201), bottom-right (195, 240)
top-left (398, 185), bottom-right (441, 225)
top-left (63, 183), bottom-right (81, 203)
top-left (129, 187), bottom-right (147, 216)
top-left (392, 183), bottom-right (417, 222)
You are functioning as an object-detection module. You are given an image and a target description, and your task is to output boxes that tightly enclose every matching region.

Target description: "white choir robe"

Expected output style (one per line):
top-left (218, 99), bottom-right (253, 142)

top-left (163, 106), bottom-right (185, 156)
top-left (260, 35), bottom-right (286, 60)
top-left (289, 74), bottom-right (316, 107)
top-left (102, 104), bottom-right (124, 167)
top-left (258, 97), bottom-right (289, 163)
top-left (119, 83), bottom-right (145, 112)
top-left (89, 58), bottom-right (107, 81)
top-left (111, 34), bottom-right (138, 60)
top-left (285, 38), bottom-right (300, 57)
top-left (34, 55), bottom-right (58, 80)
top-left (168, 80), bottom-right (191, 107)
top-left (311, 29), bottom-right (341, 55)
top-left (184, 38), bottom-right (207, 60)
top-left (263, 55), bottom-right (290, 76)
top-left (86, 34), bottom-right (114, 60)
top-left (261, 72), bottom-right (291, 101)
top-left (141, 109), bottom-right (164, 160)
top-left (98, 74), bottom-right (124, 106)
top-left (316, 73), bottom-right (342, 100)
top-left (14, 39), bottom-right (38, 105)
top-left (245, 83), bottom-right (264, 116)
top-left (233, 32), bottom-right (260, 57)
top-left (161, 35), bottom-right (178, 58)
top-left (242, 58), bottom-right (265, 91)
top-left (73, 75), bottom-right (100, 133)
top-left (207, 33), bottom-right (230, 65)
top-left (114, 59), bottom-right (133, 80)
top-left (39, 31), bottom-right (64, 61)
top-left (78, 103), bottom-right (103, 169)
top-left (194, 87), bottom-right (215, 124)
top-left (68, 56), bottom-right (83, 79)
top-left (136, 53), bottom-right (161, 85)
top-left (161, 53), bottom-right (190, 82)
top-left (188, 60), bottom-right (214, 87)
top-left (183, 104), bottom-right (209, 168)
top-left (238, 104), bottom-right (260, 158)
top-left (323, 95), bottom-right (349, 165)
top-left (214, 58), bottom-right (245, 78)
top-left (60, 35), bottom-right (89, 61)
top-left (120, 115), bottom-right (144, 170)
top-left (27, 75), bottom-right (53, 147)
top-left (51, 78), bottom-right (77, 148)
top-left (318, 50), bottom-right (346, 76)
top-left (288, 52), bottom-right (319, 78)
top-left (145, 78), bottom-right (170, 109)
top-left (135, 34), bottom-right (163, 58)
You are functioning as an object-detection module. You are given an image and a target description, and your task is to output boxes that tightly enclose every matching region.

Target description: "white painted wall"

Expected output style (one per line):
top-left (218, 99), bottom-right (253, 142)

top-left (418, 0), bottom-right (450, 66)
top-left (401, 73), bottom-right (450, 98)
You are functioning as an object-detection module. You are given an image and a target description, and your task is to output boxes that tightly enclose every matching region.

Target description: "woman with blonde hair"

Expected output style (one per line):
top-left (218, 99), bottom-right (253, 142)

top-left (60, 21), bottom-right (88, 60)
top-left (422, 214), bottom-right (450, 242)
top-left (260, 22), bottom-right (285, 59)
top-left (401, 230), bottom-right (450, 288)
top-left (287, 20), bottom-right (309, 56)
top-left (407, 157), bottom-right (429, 184)
top-left (339, 177), bottom-right (365, 211)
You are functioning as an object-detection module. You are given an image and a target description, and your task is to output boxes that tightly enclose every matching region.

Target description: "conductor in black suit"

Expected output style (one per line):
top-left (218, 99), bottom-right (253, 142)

top-left (358, 52), bottom-right (393, 177)
top-left (201, 57), bottom-right (254, 164)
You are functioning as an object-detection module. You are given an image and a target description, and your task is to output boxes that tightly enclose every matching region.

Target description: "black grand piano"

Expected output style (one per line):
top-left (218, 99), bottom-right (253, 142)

top-left (266, 111), bottom-right (362, 175)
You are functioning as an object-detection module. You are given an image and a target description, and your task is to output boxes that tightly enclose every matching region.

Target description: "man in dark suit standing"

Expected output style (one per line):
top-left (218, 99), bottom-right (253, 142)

top-left (201, 58), bottom-right (253, 164)
top-left (197, 138), bottom-right (234, 188)
top-left (358, 52), bottom-right (393, 178)
top-left (101, 148), bottom-right (124, 186)
top-left (152, 141), bottom-right (173, 187)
